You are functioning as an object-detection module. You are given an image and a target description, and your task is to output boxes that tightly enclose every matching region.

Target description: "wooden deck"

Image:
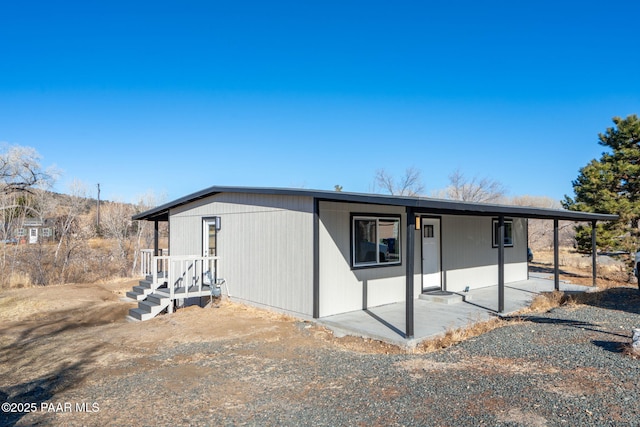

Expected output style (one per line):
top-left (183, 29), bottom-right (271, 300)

top-left (128, 254), bottom-right (222, 321)
top-left (155, 285), bottom-right (213, 298)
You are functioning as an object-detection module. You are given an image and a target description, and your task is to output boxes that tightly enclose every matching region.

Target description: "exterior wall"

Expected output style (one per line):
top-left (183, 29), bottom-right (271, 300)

top-left (170, 193), bottom-right (315, 317)
top-left (167, 193), bottom-right (529, 319)
top-left (318, 205), bottom-right (529, 317)
top-left (441, 215), bottom-right (528, 292)
top-left (318, 201), bottom-right (422, 318)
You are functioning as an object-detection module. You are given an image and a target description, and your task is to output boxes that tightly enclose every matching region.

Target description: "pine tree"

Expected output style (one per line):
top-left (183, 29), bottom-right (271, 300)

top-left (563, 114), bottom-right (640, 253)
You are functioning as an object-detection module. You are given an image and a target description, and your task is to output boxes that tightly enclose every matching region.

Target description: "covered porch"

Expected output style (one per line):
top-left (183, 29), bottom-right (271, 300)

top-left (398, 205), bottom-right (617, 340)
top-left (318, 272), bottom-right (593, 348)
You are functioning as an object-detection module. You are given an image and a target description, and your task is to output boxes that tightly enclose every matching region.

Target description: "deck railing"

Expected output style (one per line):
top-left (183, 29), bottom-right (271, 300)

top-left (140, 249), bottom-right (169, 276)
top-left (152, 255), bottom-right (220, 304)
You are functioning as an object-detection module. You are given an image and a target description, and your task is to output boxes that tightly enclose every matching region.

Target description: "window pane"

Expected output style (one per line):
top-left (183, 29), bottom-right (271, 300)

top-left (493, 219), bottom-right (513, 247)
top-left (424, 224), bottom-right (434, 238)
top-left (504, 222), bottom-right (513, 246)
top-left (208, 225), bottom-right (216, 256)
top-left (354, 219), bottom-right (377, 263)
top-left (379, 218), bottom-right (400, 263)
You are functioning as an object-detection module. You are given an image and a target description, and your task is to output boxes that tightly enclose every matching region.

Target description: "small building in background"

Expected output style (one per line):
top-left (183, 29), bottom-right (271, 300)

top-left (15, 219), bottom-right (55, 244)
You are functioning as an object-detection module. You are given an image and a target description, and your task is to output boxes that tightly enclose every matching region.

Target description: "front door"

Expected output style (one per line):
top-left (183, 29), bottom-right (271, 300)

top-left (421, 217), bottom-right (442, 291)
top-left (29, 228), bottom-right (38, 244)
top-left (203, 218), bottom-right (218, 257)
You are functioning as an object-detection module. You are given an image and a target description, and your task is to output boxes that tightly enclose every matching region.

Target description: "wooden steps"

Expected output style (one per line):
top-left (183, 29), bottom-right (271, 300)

top-left (128, 291), bottom-right (171, 321)
top-left (125, 278), bottom-right (154, 301)
top-left (127, 275), bottom-right (214, 321)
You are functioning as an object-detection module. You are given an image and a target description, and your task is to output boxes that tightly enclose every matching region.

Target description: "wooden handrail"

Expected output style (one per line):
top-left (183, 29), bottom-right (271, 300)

top-left (151, 255), bottom-right (220, 304)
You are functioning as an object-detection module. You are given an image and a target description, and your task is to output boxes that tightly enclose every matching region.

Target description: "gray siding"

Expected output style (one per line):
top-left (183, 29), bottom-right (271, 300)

top-left (170, 193), bottom-right (314, 317)
top-left (318, 206), bottom-right (529, 316)
top-left (441, 215), bottom-right (528, 291)
top-left (167, 194), bottom-right (529, 319)
top-left (318, 201), bottom-right (422, 317)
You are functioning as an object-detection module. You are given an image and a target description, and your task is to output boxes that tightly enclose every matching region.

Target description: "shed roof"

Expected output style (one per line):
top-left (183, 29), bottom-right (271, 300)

top-left (132, 186), bottom-right (618, 222)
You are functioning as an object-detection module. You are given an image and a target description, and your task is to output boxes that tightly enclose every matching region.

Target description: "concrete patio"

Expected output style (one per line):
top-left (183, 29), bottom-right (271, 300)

top-left (317, 273), bottom-right (594, 348)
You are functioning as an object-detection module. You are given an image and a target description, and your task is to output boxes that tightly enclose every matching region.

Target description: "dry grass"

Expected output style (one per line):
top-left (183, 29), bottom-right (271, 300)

top-left (88, 237), bottom-right (114, 250)
top-left (534, 248), bottom-right (634, 285)
top-left (622, 344), bottom-right (640, 360)
top-left (3, 272), bottom-right (33, 289)
top-left (416, 317), bottom-right (515, 353)
top-left (217, 298), bottom-right (299, 322)
top-left (0, 294), bottom-right (47, 321)
top-left (527, 290), bottom-right (571, 313)
top-left (525, 289), bottom-right (611, 314)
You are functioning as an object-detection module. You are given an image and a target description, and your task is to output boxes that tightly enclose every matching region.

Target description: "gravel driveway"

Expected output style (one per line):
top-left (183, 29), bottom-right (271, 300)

top-left (3, 286), bottom-right (639, 427)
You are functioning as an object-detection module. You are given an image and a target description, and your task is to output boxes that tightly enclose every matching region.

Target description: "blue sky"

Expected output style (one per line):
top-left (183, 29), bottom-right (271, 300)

top-left (1, 1), bottom-right (638, 204)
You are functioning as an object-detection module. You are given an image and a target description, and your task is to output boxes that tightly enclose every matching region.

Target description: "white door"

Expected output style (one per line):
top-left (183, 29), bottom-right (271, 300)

top-left (421, 217), bottom-right (441, 290)
top-left (203, 218), bottom-right (218, 257)
top-left (29, 228), bottom-right (38, 244)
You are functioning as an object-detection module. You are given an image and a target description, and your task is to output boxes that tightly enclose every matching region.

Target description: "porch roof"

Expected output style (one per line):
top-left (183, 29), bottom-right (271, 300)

top-left (132, 185), bottom-right (618, 222)
top-left (133, 186), bottom-right (618, 221)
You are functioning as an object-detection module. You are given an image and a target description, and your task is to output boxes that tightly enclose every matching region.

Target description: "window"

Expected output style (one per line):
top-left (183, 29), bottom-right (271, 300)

top-left (16, 228), bottom-right (26, 237)
top-left (41, 228), bottom-right (52, 237)
top-left (492, 219), bottom-right (514, 247)
top-left (424, 224), bottom-right (434, 238)
top-left (352, 216), bottom-right (401, 267)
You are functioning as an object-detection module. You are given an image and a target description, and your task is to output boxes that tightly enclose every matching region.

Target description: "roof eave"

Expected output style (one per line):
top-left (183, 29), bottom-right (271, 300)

top-left (130, 186), bottom-right (619, 223)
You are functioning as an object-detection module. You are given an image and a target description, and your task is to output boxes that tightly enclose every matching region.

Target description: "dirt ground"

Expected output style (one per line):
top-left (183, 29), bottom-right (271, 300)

top-left (0, 278), bottom-right (405, 426)
top-left (0, 256), bottom-right (637, 426)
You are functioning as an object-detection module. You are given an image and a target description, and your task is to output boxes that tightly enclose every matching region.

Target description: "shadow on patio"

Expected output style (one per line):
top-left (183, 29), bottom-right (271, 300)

top-left (317, 273), bottom-right (595, 348)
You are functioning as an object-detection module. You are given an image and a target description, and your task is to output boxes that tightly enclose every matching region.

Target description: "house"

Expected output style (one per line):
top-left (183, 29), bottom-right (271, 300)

top-left (129, 186), bottom-right (616, 337)
top-left (1, 218), bottom-right (55, 244)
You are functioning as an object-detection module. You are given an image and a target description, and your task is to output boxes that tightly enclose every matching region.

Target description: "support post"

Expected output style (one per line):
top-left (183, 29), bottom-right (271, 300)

top-left (592, 220), bottom-right (597, 287)
top-left (498, 216), bottom-right (505, 313)
top-left (554, 219), bottom-right (560, 291)
top-left (405, 207), bottom-right (415, 338)
top-left (313, 199), bottom-right (320, 319)
top-left (154, 220), bottom-right (159, 257)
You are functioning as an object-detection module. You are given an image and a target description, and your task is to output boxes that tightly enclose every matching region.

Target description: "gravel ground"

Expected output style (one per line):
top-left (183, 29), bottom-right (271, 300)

top-left (4, 286), bottom-right (640, 427)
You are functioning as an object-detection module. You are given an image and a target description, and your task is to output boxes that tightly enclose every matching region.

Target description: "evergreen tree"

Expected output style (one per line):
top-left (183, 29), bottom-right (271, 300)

top-left (563, 114), bottom-right (640, 253)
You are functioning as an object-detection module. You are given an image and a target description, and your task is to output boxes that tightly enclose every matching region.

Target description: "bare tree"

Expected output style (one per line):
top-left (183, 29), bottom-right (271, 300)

top-left (510, 195), bottom-right (575, 250)
top-left (100, 201), bottom-right (136, 277)
top-left (0, 145), bottom-right (57, 287)
top-left (51, 180), bottom-right (94, 282)
top-left (131, 191), bottom-right (166, 276)
top-left (374, 167), bottom-right (425, 196)
top-left (440, 169), bottom-right (506, 203)
top-left (0, 144), bottom-right (55, 194)
top-left (0, 191), bottom-right (26, 287)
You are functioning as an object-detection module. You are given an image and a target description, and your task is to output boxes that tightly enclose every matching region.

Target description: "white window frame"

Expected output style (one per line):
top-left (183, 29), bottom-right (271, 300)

top-left (492, 218), bottom-right (514, 248)
top-left (352, 215), bottom-right (401, 268)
